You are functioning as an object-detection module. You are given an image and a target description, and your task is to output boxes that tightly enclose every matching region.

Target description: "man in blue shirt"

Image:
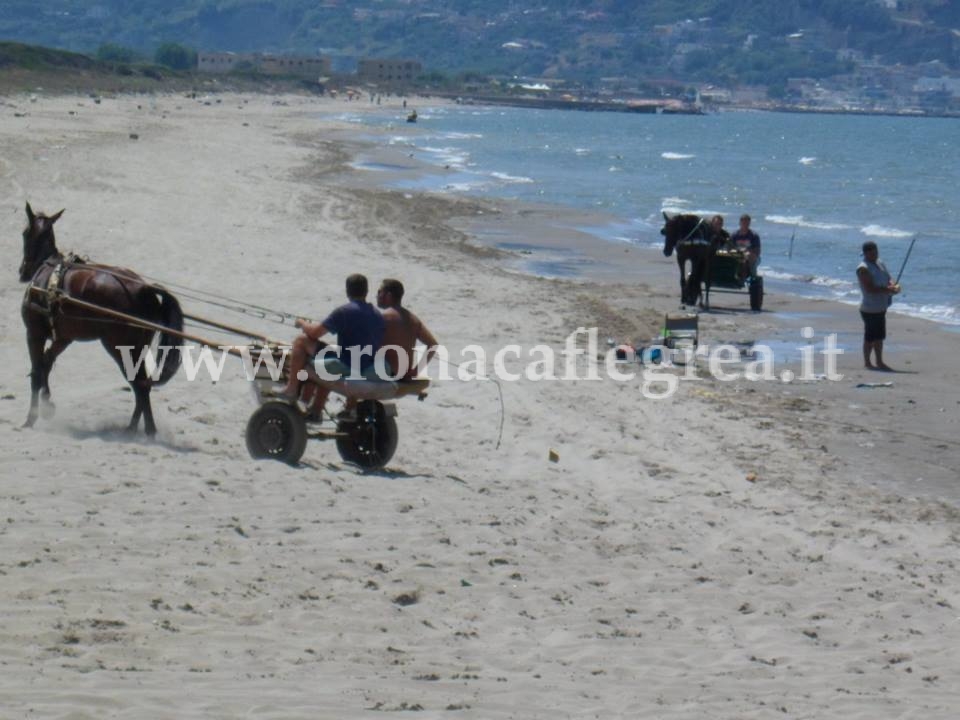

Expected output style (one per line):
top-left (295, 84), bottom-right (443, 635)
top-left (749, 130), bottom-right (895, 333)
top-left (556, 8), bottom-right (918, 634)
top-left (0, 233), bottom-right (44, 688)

top-left (730, 213), bottom-right (761, 279)
top-left (280, 273), bottom-right (384, 415)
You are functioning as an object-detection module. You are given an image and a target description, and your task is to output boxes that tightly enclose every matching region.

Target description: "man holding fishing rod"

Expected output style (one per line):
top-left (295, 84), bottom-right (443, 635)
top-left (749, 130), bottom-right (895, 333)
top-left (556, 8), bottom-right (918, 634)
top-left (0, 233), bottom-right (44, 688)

top-left (857, 240), bottom-right (902, 370)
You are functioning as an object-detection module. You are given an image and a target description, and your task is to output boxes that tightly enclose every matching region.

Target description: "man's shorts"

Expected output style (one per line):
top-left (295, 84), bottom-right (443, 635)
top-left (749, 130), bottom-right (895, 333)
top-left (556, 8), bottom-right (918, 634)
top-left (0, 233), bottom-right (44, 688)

top-left (860, 311), bottom-right (886, 342)
top-left (317, 356), bottom-right (391, 381)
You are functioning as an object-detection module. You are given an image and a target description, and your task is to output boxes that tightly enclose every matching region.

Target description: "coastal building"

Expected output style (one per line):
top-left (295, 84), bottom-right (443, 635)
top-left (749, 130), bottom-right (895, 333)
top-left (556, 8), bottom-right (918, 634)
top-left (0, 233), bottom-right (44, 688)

top-left (198, 52), bottom-right (331, 79)
top-left (259, 55), bottom-right (331, 78)
top-left (357, 58), bottom-right (422, 84)
top-left (198, 52), bottom-right (246, 74)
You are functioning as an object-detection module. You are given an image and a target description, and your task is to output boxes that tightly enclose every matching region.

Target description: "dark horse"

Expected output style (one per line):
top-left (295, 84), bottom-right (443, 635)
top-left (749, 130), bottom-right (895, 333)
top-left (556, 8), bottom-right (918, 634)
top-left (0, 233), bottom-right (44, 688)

top-left (660, 212), bottom-right (723, 309)
top-left (19, 203), bottom-right (183, 435)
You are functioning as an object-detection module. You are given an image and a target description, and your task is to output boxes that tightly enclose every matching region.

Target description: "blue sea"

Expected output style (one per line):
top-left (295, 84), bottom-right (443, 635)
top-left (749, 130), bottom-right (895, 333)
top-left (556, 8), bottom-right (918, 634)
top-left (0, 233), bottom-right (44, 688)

top-left (337, 104), bottom-right (959, 326)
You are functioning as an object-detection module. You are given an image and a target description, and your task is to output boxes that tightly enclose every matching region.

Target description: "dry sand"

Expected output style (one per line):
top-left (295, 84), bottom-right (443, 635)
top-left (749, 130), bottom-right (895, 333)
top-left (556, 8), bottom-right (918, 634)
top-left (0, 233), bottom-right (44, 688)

top-left (1, 92), bottom-right (958, 718)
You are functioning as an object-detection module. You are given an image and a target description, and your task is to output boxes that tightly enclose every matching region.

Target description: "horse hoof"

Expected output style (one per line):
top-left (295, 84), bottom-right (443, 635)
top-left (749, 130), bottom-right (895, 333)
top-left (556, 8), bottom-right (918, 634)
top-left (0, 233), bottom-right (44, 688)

top-left (39, 401), bottom-right (56, 420)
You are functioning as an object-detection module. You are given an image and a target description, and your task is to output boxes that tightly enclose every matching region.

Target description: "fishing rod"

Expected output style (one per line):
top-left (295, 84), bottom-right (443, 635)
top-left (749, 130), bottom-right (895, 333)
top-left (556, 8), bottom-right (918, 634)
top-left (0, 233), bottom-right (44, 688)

top-left (895, 235), bottom-right (917, 285)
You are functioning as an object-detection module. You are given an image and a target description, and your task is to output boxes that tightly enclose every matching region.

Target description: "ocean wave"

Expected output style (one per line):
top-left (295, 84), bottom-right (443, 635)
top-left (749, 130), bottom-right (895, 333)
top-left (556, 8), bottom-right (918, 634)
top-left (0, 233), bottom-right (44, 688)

top-left (490, 171), bottom-right (534, 184)
top-left (761, 269), bottom-right (852, 290)
top-left (574, 147), bottom-right (591, 155)
top-left (765, 215), bottom-right (852, 231)
top-left (419, 146), bottom-right (470, 168)
top-left (442, 131), bottom-right (483, 140)
top-left (860, 224), bottom-right (913, 239)
top-left (799, 156), bottom-right (816, 165)
top-left (661, 152), bottom-right (695, 160)
top-left (663, 197), bottom-right (690, 207)
top-left (440, 180), bottom-right (491, 193)
top-left (895, 303), bottom-right (960, 325)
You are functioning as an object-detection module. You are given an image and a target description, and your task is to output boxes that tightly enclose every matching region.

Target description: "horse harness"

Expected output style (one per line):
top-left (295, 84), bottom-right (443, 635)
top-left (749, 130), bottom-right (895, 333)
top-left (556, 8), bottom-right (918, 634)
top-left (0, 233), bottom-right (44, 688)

top-left (23, 253), bottom-right (86, 340)
top-left (676, 217), bottom-right (713, 248)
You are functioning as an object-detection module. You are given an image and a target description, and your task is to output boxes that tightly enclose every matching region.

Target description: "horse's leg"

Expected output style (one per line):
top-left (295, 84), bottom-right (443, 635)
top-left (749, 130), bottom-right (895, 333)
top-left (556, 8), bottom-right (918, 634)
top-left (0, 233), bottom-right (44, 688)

top-left (100, 340), bottom-right (150, 435)
top-left (24, 332), bottom-right (47, 428)
top-left (38, 338), bottom-right (72, 416)
top-left (130, 379), bottom-right (157, 437)
top-left (678, 255), bottom-right (688, 305)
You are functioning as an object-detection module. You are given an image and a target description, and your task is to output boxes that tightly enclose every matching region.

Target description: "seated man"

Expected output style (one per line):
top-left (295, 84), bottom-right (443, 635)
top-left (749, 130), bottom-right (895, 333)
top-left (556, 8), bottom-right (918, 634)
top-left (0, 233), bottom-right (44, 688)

top-left (710, 214), bottom-right (731, 249)
top-left (729, 213), bottom-right (761, 280)
top-left (376, 278), bottom-right (439, 379)
top-left (281, 273), bottom-right (384, 416)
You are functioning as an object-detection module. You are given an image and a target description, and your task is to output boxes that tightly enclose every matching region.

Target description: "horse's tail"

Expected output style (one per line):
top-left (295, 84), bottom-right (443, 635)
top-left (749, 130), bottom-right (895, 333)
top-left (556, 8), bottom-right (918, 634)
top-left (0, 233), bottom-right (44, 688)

top-left (154, 287), bottom-right (183, 386)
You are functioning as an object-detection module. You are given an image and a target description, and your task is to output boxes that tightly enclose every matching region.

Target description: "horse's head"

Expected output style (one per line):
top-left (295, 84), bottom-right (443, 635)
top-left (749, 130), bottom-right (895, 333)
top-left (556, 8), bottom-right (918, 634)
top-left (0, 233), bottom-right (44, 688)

top-left (660, 212), bottom-right (683, 257)
top-left (19, 203), bottom-right (63, 282)
top-left (660, 212), bottom-right (708, 257)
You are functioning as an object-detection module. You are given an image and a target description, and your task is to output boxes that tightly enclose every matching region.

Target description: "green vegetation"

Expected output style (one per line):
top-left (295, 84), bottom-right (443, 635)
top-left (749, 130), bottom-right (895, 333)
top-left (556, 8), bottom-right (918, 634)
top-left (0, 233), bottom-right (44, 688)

top-left (0, 0), bottom-right (956, 87)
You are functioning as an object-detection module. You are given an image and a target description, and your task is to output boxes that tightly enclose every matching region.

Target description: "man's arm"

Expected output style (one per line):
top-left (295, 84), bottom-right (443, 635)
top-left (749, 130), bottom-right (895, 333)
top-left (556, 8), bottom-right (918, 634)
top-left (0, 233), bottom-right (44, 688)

top-left (296, 318), bottom-right (328, 342)
top-left (412, 312), bottom-right (440, 366)
top-left (857, 267), bottom-right (898, 294)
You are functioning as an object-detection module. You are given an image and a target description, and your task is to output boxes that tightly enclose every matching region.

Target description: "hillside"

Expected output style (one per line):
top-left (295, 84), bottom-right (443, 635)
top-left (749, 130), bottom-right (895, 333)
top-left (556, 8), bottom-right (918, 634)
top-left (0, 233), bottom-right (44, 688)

top-left (1, 0), bottom-right (958, 86)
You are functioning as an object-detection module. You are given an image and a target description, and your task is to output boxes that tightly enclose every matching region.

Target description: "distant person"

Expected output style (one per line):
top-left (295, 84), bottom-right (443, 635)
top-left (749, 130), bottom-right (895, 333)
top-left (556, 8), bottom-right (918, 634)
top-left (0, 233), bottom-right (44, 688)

top-left (281, 273), bottom-right (384, 416)
top-left (856, 241), bottom-right (900, 370)
top-left (376, 278), bottom-right (439, 379)
top-left (730, 213), bottom-right (761, 279)
top-left (710, 214), bottom-right (730, 248)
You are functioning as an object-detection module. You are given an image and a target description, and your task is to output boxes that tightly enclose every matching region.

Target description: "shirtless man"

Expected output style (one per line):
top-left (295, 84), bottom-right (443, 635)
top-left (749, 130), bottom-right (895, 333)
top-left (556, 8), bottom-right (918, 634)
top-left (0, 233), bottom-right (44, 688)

top-left (375, 278), bottom-right (439, 379)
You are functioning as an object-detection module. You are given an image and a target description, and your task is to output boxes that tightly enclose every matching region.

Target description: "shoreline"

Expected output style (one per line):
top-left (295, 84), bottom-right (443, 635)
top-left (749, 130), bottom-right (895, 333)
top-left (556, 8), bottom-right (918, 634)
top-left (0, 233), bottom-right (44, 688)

top-left (325, 102), bottom-right (959, 331)
top-left (0, 91), bottom-right (958, 718)
top-left (325, 108), bottom-right (960, 505)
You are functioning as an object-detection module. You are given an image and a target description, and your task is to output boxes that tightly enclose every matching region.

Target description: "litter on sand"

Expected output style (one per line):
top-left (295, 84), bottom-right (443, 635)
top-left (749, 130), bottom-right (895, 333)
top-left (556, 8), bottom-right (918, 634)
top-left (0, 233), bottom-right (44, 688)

top-left (855, 382), bottom-right (894, 389)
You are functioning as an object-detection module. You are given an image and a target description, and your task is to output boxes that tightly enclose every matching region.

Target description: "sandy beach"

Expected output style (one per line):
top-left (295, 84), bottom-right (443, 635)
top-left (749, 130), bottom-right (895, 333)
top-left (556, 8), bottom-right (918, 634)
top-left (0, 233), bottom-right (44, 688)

top-left (1, 91), bottom-right (958, 718)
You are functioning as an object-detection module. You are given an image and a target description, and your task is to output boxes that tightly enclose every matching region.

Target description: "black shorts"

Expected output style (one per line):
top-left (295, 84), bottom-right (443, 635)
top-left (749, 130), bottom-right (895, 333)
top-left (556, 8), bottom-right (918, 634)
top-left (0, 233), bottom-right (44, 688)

top-left (860, 311), bottom-right (886, 342)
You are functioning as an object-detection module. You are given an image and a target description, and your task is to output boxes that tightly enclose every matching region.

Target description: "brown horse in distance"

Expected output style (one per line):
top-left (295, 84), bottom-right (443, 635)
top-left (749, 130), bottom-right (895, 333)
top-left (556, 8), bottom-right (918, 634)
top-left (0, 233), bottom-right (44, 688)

top-left (660, 212), bottom-right (724, 309)
top-left (19, 203), bottom-right (183, 435)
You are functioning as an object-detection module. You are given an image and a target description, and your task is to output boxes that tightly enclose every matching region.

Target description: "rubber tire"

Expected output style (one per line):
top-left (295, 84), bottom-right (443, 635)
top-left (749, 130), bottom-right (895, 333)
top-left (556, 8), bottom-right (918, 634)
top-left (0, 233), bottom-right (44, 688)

top-left (749, 276), bottom-right (764, 311)
top-left (246, 401), bottom-right (307, 465)
top-left (336, 400), bottom-right (399, 469)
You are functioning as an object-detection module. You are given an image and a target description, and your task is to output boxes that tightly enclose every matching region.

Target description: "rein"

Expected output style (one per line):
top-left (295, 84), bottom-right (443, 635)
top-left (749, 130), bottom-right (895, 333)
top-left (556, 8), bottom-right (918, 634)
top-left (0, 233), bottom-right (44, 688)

top-left (675, 217), bottom-right (712, 248)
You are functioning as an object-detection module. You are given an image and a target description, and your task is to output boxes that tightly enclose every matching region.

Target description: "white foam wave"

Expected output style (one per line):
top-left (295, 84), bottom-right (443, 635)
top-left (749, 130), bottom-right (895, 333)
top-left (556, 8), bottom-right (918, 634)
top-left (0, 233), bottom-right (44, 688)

top-left (799, 156), bottom-right (816, 165)
top-left (419, 145), bottom-right (470, 168)
top-left (760, 269), bottom-right (851, 290)
top-left (895, 303), bottom-right (960, 325)
top-left (661, 152), bottom-right (695, 160)
top-left (442, 131), bottom-right (483, 140)
top-left (765, 215), bottom-right (852, 231)
top-left (574, 148), bottom-right (591, 155)
top-left (860, 224), bottom-right (913, 239)
top-left (663, 197), bottom-right (690, 207)
top-left (490, 171), bottom-right (534, 184)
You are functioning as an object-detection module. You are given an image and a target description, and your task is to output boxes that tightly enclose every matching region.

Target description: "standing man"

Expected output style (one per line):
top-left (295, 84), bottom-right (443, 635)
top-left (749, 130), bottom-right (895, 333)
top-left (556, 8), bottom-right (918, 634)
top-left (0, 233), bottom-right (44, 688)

top-left (857, 241), bottom-right (900, 370)
top-left (376, 278), bottom-right (439, 379)
top-left (281, 273), bottom-right (384, 414)
top-left (730, 213), bottom-right (761, 279)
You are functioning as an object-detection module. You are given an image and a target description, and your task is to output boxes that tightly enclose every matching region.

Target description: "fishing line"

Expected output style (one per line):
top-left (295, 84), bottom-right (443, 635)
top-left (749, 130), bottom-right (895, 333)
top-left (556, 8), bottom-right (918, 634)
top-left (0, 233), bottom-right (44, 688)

top-left (439, 357), bottom-right (505, 451)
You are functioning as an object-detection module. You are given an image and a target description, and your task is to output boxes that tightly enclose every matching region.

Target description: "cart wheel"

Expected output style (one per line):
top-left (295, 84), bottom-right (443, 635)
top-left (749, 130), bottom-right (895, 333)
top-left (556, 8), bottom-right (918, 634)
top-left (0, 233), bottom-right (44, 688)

top-left (336, 400), bottom-right (398, 469)
top-left (749, 276), bottom-right (764, 311)
top-left (246, 401), bottom-right (307, 465)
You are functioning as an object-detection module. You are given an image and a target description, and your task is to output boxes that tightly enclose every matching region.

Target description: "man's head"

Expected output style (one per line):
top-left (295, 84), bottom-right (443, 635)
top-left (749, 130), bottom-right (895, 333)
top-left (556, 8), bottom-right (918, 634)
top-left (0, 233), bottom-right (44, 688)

top-left (711, 215), bottom-right (724, 230)
top-left (345, 273), bottom-right (369, 300)
top-left (377, 278), bottom-right (404, 309)
top-left (862, 241), bottom-right (878, 258)
top-left (739, 214), bottom-right (751, 229)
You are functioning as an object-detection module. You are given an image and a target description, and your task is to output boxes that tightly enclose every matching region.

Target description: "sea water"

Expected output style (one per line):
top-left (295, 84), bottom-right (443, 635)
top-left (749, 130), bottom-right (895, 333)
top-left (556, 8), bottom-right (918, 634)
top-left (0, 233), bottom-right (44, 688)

top-left (337, 105), bottom-right (960, 326)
